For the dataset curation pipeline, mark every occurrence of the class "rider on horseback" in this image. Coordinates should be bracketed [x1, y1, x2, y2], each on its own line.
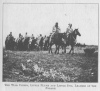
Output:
[66, 23, 73, 44]
[8, 32, 15, 42]
[8, 32, 14, 39]
[9, 32, 13, 37]
[51, 22, 61, 39]
[24, 32, 28, 39]
[19, 33, 23, 40]
[66, 23, 73, 36]
[31, 34, 34, 39]
[38, 34, 42, 40]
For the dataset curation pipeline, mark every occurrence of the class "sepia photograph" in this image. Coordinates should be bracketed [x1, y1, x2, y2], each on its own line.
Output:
[3, 3, 98, 83]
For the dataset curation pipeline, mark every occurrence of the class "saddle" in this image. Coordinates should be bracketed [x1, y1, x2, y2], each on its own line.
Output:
[52, 33, 58, 39]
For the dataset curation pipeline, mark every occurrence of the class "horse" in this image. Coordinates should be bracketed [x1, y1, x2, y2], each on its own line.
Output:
[23, 37, 30, 51]
[17, 36, 36, 51]
[5, 36, 10, 50]
[63, 29, 81, 54]
[39, 37, 44, 50]
[17, 37, 24, 51]
[5, 36, 16, 50]
[36, 36, 44, 51]
[43, 36, 50, 50]
[48, 33, 65, 54]
[28, 37, 37, 51]
[29, 37, 40, 51]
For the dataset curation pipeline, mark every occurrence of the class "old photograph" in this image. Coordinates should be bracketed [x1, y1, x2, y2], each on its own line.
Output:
[3, 3, 98, 82]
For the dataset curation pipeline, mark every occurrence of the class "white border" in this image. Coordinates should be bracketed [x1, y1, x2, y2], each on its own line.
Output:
[0, 0, 100, 91]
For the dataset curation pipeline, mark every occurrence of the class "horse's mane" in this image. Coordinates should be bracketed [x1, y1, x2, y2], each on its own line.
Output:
[71, 29, 78, 35]
[73, 29, 77, 32]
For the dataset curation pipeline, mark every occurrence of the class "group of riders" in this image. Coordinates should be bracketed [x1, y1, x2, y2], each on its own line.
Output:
[5, 22, 81, 53]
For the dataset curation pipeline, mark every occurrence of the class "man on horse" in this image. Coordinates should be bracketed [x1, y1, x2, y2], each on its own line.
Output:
[18, 33, 23, 40]
[29, 34, 34, 45]
[36, 34, 42, 45]
[6, 32, 15, 50]
[23, 32, 29, 43]
[24, 32, 28, 39]
[66, 23, 73, 37]
[9, 32, 13, 37]
[38, 34, 42, 40]
[66, 23, 73, 44]
[51, 22, 61, 39]
[31, 34, 34, 39]
[8, 32, 14, 41]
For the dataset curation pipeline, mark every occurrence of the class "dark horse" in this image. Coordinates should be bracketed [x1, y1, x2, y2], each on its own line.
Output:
[23, 37, 30, 51]
[5, 36, 16, 50]
[39, 37, 44, 50]
[48, 33, 65, 54]
[36, 37, 44, 51]
[63, 29, 81, 54]
[17, 38, 24, 51]
[28, 37, 37, 51]
[17, 37, 30, 51]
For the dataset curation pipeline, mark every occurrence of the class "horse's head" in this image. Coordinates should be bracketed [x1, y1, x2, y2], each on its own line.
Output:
[74, 29, 81, 36]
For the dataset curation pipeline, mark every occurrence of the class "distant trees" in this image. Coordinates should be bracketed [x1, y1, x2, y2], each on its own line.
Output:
[75, 43, 86, 47]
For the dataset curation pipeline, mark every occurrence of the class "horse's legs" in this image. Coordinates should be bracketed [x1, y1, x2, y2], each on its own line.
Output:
[69, 46, 72, 54]
[39, 46, 40, 51]
[41, 46, 43, 51]
[55, 45, 59, 54]
[72, 45, 74, 54]
[69, 45, 74, 54]
[55, 45, 57, 54]
[50, 45, 53, 53]
[49, 47, 50, 53]
[48, 44, 52, 53]
[64, 46, 66, 53]
[40, 46, 42, 51]
[47, 43, 49, 50]
[41, 44, 43, 51]
[61, 46, 64, 54]
[57, 45, 60, 54]
[69, 49, 71, 54]
[48, 45, 50, 53]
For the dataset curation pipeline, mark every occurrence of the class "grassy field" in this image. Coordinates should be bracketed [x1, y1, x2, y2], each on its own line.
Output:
[3, 46, 98, 82]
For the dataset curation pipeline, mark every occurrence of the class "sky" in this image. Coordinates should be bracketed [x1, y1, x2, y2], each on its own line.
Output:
[3, 4, 98, 46]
